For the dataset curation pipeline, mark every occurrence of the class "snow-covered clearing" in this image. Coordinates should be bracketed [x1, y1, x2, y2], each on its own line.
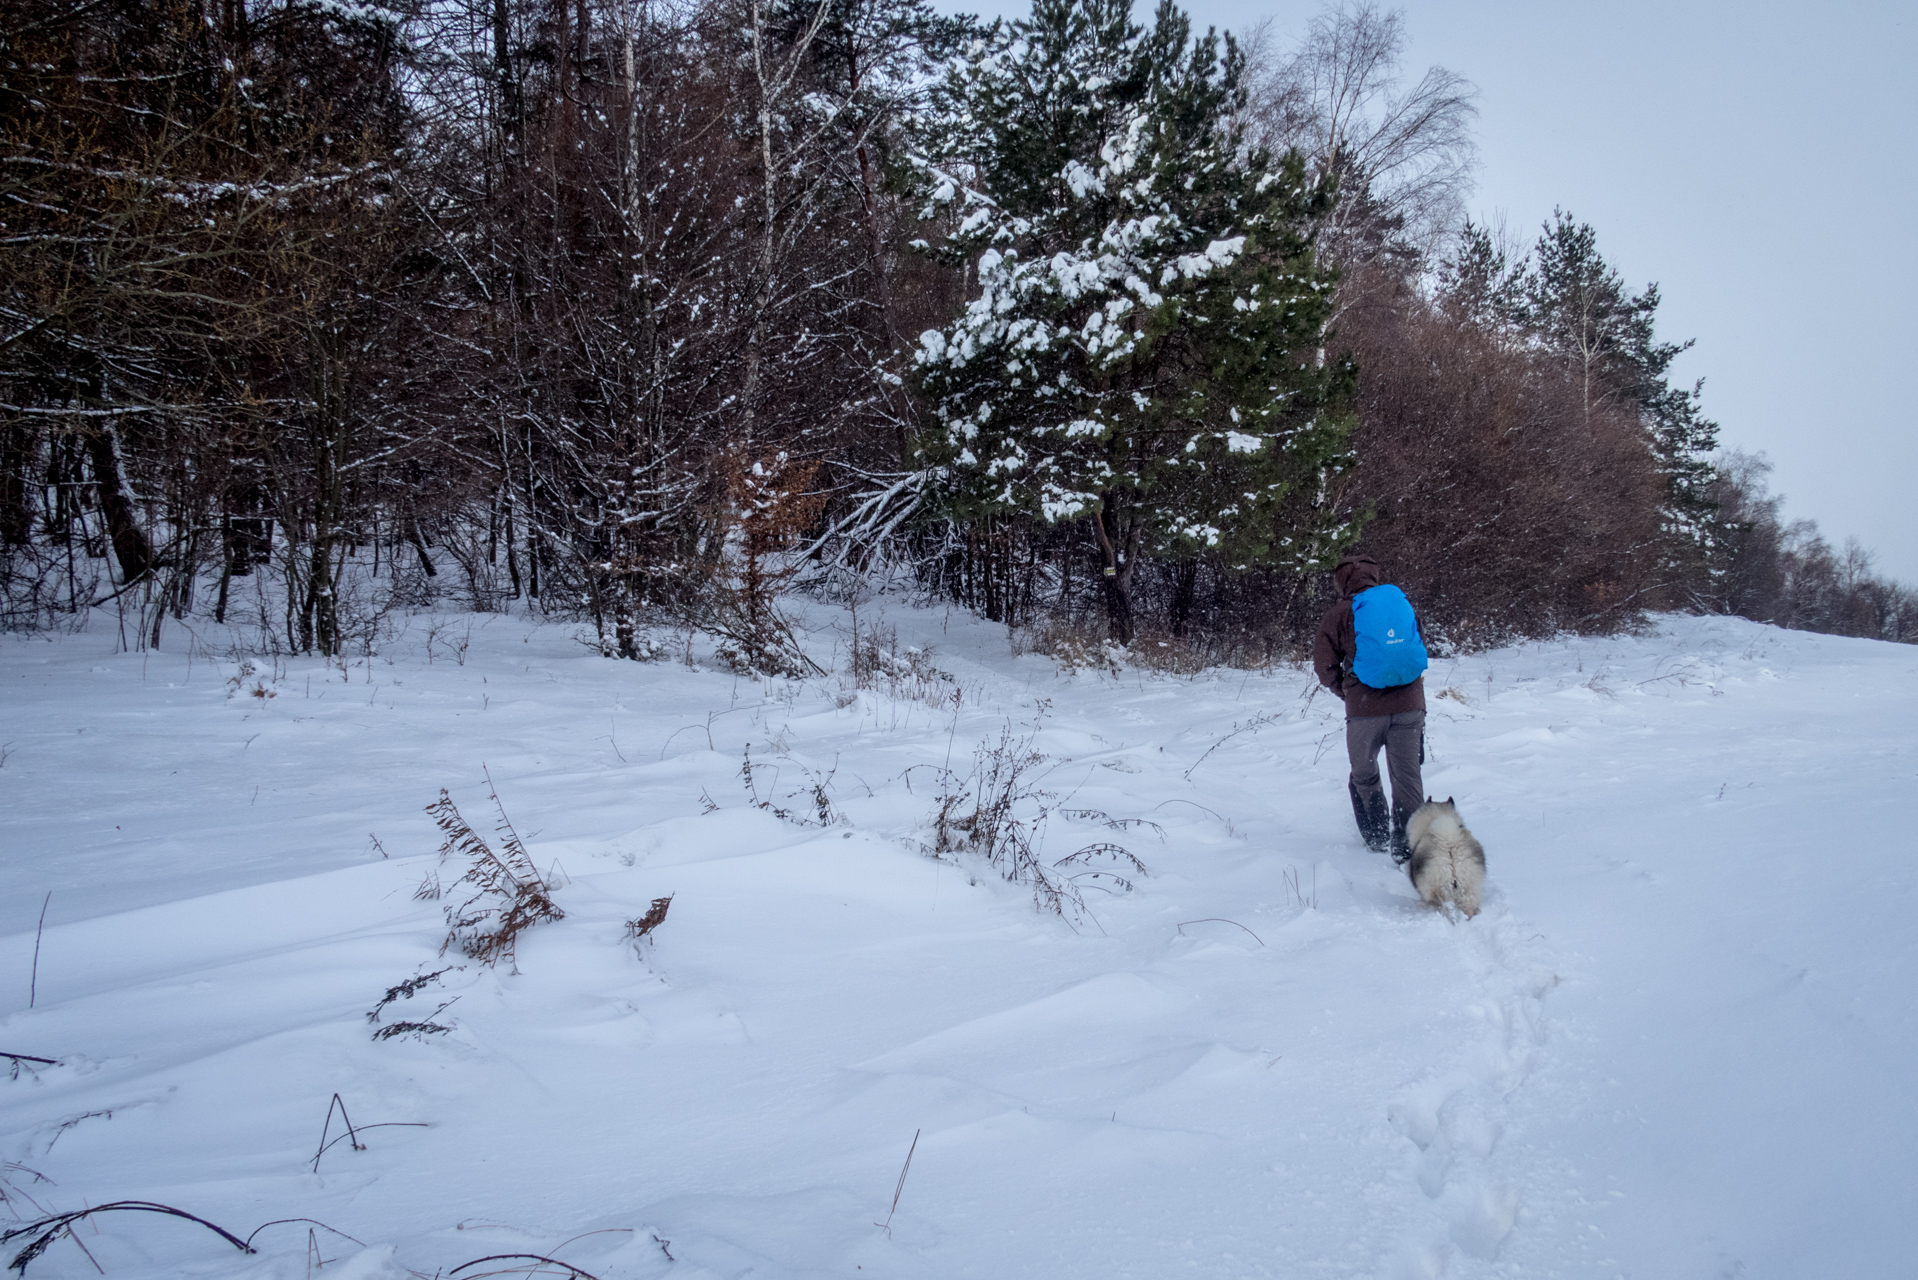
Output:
[2, 605, 1913, 1279]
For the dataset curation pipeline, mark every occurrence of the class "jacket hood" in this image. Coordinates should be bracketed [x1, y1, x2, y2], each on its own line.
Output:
[1333, 555, 1384, 597]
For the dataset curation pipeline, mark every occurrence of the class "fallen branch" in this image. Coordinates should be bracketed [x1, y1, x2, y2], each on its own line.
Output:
[0, 1054, 55, 1067]
[2, 1202, 253, 1275]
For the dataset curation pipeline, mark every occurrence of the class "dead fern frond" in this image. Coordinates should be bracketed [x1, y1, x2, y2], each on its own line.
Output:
[624, 896, 673, 954]
[427, 778, 564, 969]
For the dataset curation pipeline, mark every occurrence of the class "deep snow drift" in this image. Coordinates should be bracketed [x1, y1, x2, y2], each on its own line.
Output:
[2, 604, 1914, 1279]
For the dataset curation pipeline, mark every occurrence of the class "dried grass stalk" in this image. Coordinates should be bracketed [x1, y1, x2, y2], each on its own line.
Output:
[930, 720, 1146, 917]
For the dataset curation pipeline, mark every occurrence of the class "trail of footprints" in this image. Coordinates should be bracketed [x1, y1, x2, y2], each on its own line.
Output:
[1384, 905, 1559, 1273]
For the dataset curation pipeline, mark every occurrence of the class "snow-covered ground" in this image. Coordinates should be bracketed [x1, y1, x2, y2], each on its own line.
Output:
[1, 602, 1913, 1279]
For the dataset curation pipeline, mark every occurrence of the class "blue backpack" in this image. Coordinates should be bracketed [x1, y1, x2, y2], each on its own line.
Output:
[1351, 584, 1429, 689]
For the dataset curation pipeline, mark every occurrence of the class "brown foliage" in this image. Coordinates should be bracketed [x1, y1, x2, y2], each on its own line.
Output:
[625, 896, 674, 954]
[702, 451, 830, 675]
[1334, 270, 1665, 646]
[427, 776, 563, 969]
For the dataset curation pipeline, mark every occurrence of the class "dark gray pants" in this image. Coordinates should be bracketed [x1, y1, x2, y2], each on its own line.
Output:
[1347, 710, 1425, 829]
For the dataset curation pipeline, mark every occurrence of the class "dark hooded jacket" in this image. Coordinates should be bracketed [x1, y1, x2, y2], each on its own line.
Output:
[1313, 555, 1426, 718]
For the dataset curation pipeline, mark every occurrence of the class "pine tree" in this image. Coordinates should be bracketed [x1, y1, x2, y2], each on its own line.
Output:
[909, 0, 1355, 641]
[1522, 210, 1721, 577]
[1434, 221, 1526, 332]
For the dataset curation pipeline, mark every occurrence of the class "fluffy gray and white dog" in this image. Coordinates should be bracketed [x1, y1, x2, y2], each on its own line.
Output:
[1404, 797, 1485, 919]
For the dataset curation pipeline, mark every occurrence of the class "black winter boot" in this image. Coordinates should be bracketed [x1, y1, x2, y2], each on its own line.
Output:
[1349, 781, 1390, 852]
[1388, 812, 1411, 866]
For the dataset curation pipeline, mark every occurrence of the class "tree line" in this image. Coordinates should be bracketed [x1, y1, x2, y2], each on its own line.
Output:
[2, 0, 1909, 661]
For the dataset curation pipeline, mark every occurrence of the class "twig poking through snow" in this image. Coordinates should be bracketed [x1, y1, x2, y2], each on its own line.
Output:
[309, 1095, 426, 1172]
[449, 1254, 602, 1280]
[243, 1219, 365, 1251]
[1184, 712, 1280, 780]
[875, 1129, 921, 1237]
[311, 1094, 363, 1172]
[310, 1121, 429, 1171]
[1176, 918, 1265, 946]
[28, 894, 49, 1009]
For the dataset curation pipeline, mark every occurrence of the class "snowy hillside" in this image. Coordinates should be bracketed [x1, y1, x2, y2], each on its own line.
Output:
[2, 606, 1914, 1279]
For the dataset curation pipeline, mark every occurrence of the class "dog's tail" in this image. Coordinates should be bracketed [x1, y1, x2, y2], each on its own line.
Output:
[1447, 845, 1483, 918]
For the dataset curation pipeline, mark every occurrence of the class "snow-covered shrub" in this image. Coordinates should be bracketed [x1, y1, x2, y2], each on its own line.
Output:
[1012, 618, 1124, 677]
[848, 622, 958, 707]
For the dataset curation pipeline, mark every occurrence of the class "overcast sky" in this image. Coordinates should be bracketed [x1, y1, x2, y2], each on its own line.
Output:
[937, 0, 1918, 581]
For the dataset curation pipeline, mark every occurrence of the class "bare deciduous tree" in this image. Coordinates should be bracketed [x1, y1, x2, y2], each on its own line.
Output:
[1242, 2, 1477, 270]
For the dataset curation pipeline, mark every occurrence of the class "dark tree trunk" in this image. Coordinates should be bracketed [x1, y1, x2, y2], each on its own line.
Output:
[1169, 559, 1198, 637]
[83, 424, 154, 583]
[0, 421, 34, 545]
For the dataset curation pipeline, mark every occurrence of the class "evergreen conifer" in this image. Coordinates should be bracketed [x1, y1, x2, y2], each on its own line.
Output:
[909, 0, 1356, 640]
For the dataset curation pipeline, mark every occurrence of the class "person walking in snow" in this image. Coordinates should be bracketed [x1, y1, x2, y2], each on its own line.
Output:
[1313, 555, 1430, 859]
